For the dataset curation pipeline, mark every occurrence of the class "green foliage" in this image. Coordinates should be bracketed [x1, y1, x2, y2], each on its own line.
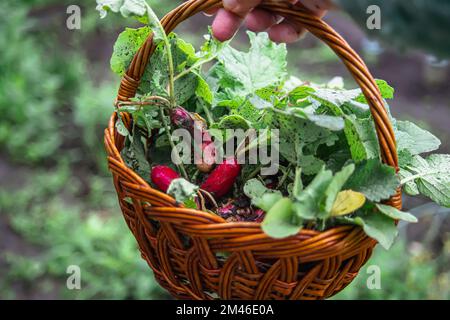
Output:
[334, 239, 450, 300]
[73, 80, 119, 173]
[0, 0, 183, 300]
[376, 204, 417, 223]
[212, 32, 288, 99]
[401, 154, 450, 207]
[0, 168, 167, 300]
[0, 1, 121, 168]
[244, 179, 281, 203]
[167, 178, 199, 206]
[0, 3, 63, 162]
[262, 197, 300, 239]
[140, 34, 199, 102]
[344, 115, 380, 161]
[251, 165, 389, 241]
[97, 0, 148, 22]
[121, 128, 152, 182]
[111, 26, 152, 75]
[108, 28, 448, 248]
[396, 120, 441, 156]
[352, 210, 399, 250]
[344, 159, 400, 202]
[337, 0, 450, 58]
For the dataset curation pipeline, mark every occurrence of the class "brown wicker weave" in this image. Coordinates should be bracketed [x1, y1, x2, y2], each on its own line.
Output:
[104, 0, 402, 300]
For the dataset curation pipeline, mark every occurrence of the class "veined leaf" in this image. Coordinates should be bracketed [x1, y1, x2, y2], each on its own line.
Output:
[120, 128, 150, 183]
[297, 155, 325, 176]
[340, 207, 399, 250]
[375, 204, 418, 223]
[353, 212, 398, 250]
[119, 0, 147, 19]
[306, 114, 345, 131]
[215, 32, 287, 97]
[195, 74, 213, 104]
[400, 154, 450, 207]
[140, 34, 199, 101]
[115, 117, 131, 137]
[244, 179, 268, 200]
[218, 114, 251, 130]
[254, 193, 283, 212]
[292, 167, 303, 198]
[344, 159, 400, 202]
[311, 87, 361, 113]
[167, 178, 199, 205]
[262, 198, 301, 239]
[396, 120, 441, 156]
[244, 179, 282, 206]
[355, 79, 395, 102]
[344, 115, 380, 162]
[398, 149, 415, 168]
[288, 85, 315, 102]
[110, 26, 152, 76]
[293, 167, 333, 220]
[97, 0, 148, 23]
[277, 163, 354, 221]
[375, 79, 395, 99]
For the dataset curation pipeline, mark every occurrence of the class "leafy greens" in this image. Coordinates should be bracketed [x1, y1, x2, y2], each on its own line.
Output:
[99, 2, 450, 251]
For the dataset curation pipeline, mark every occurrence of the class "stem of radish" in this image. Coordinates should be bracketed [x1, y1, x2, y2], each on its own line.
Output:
[159, 108, 188, 179]
[145, 4, 176, 108]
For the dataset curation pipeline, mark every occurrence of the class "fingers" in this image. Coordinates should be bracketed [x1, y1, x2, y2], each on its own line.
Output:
[268, 22, 305, 44]
[222, 0, 262, 17]
[245, 8, 278, 32]
[244, 0, 299, 33]
[210, 0, 331, 43]
[211, 0, 263, 41]
[212, 9, 243, 42]
[268, 0, 329, 43]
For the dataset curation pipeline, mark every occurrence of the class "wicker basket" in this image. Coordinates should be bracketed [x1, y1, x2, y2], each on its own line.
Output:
[104, 0, 402, 300]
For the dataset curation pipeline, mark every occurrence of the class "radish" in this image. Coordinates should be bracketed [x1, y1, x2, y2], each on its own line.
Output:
[201, 157, 241, 199]
[151, 165, 180, 193]
[170, 106, 195, 129]
[254, 209, 265, 223]
[216, 201, 265, 222]
[217, 200, 236, 219]
[170, 107, 216, 173]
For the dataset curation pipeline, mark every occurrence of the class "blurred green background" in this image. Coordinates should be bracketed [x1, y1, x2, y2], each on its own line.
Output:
[0, 0, 449, 300]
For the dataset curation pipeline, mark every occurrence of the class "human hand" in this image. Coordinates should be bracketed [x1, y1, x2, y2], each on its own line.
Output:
[208, 0, 332, 43]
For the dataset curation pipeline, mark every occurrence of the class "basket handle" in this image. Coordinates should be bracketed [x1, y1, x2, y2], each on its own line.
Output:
[115, 0, 401, 209]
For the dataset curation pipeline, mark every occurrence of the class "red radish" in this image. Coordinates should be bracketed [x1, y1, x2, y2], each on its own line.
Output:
[170, 107, 194, 129]
[170, 107, 216, 173]
[194, 121, 216, 173]
[216, 200, 236, 219]
[201, 157, 241, 199]
[265, 177, 278, 190]
[254, 209, 265, 223]
[151, 166, 180, 193]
